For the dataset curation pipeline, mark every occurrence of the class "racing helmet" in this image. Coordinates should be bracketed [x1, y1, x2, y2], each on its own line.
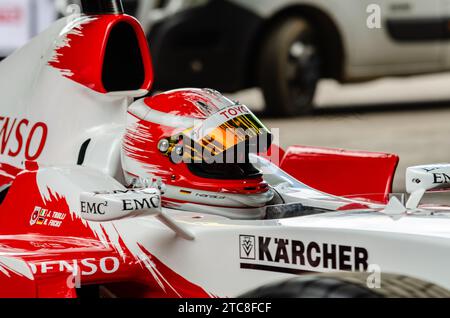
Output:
[122, 88, 275, 219]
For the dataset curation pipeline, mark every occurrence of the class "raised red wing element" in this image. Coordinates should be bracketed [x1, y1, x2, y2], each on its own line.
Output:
[280, 146, 399, 203]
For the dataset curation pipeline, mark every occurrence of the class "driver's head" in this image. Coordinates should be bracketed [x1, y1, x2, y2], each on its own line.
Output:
[122, 88, 274, 213]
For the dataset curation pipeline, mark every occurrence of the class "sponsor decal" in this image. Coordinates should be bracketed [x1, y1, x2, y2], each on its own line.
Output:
[0, 116, 48, 160]
[81, 201, 108, 215]
[29, 257, 120, 276]
[190, 105, 255, 142]
[29, 206, 40, 226]
[30, 206, 66, 228]
[80, 190, 161, 219]
[29, 242, 65, 249]
[195, 193, 226, 200]
[239, 235, 369, 274]
[240, 235, 256, 260]
[433, 173, 450, 184]
[122, 196, 160, 212]
[219, 105, 250, 120]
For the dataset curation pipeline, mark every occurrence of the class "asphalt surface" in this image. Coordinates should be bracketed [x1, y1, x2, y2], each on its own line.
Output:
[229, 73, 450, 192]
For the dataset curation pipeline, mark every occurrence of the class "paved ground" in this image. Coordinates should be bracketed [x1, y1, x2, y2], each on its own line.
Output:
[229, 73, 450, 192]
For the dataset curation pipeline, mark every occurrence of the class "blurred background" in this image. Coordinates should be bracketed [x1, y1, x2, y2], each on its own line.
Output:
[2, 0, 450, 191]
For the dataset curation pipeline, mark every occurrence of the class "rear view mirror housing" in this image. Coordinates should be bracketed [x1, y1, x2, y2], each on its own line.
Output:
[405, 164, 450, 209]
[80, 188, 161, 222]
[79, 188, 195, 240]
[406, 164, 450, 194]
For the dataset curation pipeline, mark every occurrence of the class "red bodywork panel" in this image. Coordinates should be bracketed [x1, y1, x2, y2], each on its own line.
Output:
[279, 146, 399, 203]
[0, 169, 212, 298]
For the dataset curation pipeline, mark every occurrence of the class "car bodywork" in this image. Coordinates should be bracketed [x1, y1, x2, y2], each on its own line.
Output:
[0, 10, 449, 299]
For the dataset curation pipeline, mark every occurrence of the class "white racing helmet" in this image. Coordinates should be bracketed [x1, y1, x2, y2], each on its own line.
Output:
[122, 88, 275, 219]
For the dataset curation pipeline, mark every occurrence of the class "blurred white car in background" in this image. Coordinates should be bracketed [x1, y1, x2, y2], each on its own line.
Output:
[122, 0, 450, 116]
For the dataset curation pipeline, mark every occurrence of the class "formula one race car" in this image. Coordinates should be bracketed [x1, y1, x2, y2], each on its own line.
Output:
[1, 0, 450, 298]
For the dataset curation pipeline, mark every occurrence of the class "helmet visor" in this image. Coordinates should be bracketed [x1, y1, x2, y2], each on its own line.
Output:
[183, 105, 272, 162]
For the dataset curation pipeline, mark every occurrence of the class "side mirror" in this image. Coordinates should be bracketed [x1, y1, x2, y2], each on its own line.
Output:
[405, 164, 450, 209]
[406, 164, 450, 194]
[80, 188, 161, 222]
[79, 188, 195, 240]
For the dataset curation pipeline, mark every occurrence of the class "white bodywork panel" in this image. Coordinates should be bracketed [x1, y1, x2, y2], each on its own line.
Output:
[0, 18, 131, 177]
[34, 162, 450, 297]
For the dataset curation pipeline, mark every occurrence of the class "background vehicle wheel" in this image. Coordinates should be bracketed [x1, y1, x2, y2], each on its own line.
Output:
[240, 272, 450, 298]
[258, 17, 321, 117]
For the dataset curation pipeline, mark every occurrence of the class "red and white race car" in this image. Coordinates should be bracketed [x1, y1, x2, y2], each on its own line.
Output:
[0, 0, 450, 298]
